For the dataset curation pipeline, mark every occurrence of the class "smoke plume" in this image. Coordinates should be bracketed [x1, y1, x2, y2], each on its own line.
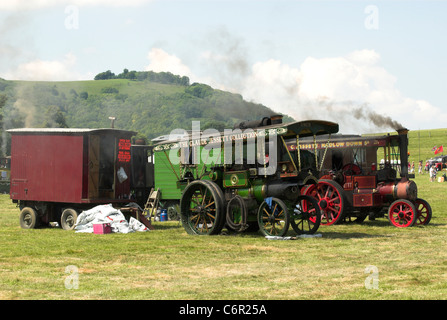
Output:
[352, 103, 404, 131]
[294, 97, 406, 134]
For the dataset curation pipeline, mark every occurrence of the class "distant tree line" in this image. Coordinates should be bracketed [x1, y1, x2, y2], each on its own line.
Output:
[94, 69, 190, 86]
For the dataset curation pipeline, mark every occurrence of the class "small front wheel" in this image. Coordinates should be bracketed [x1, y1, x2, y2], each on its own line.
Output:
[291, 195, 321, 234]
[388, 199, 417, 227]
[257, 197, 289, 237]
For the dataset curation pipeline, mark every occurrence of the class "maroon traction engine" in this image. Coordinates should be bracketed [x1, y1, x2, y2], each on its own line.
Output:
[296, 128, 431, 228]
[8, 128, 150, 230]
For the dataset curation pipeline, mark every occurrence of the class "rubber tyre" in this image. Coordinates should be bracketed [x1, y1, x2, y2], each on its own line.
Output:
[61, 208, 79, 230]
[226, 195, 248, 232]
[19, 207, 39, 229]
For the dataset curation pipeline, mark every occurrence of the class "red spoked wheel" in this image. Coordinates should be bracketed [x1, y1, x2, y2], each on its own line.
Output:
[302, 179, 346, 226]
[388, 199, 417, 228]
[414, 198, 432, 225]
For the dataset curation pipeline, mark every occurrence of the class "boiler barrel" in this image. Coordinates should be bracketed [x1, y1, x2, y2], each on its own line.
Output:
[377, 180, 417, 201]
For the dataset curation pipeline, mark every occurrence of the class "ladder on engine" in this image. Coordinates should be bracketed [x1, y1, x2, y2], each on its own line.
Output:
[143, 188, 160, 217]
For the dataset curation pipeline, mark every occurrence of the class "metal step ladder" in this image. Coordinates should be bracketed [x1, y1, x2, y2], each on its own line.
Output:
[143, 188, 160, 217]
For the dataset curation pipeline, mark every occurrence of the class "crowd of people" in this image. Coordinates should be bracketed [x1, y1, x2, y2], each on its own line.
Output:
[409, 160, 444, 182]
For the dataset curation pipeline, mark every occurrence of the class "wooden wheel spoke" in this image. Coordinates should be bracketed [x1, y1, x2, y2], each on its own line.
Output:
[258, 198, 289, 237]
[205, 201, 215, 208]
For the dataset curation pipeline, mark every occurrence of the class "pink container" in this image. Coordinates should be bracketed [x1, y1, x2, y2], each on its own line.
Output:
[93, 223, 112, 234]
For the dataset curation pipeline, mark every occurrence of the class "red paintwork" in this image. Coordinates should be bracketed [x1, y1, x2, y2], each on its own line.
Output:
[10, 134, 84, 203]
[9, 129, 135, 205]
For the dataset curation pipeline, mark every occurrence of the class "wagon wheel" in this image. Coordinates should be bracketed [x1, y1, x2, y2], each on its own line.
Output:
[388, 199, 417, 228]
[179, 180, 225, 235]
[414, 198, 432, 225]
[291, 195, 321, 234]
[257, 197, 289, 237]
[302, 179, 346, 226]
[19, 207, 39, 229]
[61, 208, 79, 230]
[166, 201, 180, 221]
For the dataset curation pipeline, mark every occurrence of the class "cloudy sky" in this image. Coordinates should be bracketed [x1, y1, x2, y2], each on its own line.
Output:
[0, 0, 446, 133]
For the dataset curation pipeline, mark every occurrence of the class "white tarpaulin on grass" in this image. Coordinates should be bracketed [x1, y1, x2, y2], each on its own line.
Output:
[74, 204, 150, 233]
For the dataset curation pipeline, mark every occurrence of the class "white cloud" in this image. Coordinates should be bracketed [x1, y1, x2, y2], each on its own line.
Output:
[142, 47, 444, 132]
[2, 53, 90, 81]
[0, 0, 153, 10]
[145, 48, 194, 80]
[239, 49, 445, 133]
[242, 58, 301, 114]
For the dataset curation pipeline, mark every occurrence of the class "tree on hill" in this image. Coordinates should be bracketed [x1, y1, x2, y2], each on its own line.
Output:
[94, 70, 116, 80]
[185, 83, 213, 98]
[93, 69, 190, 86]
[42, 105, 68, 128]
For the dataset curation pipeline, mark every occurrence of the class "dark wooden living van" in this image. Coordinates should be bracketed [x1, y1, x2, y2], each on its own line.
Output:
[8, 128, 137, 229]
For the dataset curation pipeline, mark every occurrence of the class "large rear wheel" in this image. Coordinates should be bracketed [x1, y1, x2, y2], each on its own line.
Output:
[302, 180, 346, 226]
[180, 180, 225, 235]
[414, 198, 432, 225]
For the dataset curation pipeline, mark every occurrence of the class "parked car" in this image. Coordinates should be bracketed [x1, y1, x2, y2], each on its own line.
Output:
[426, 155, 447, 171]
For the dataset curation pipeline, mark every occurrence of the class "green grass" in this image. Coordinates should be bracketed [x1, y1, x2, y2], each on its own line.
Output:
[1, 169, 447, 300]
[2, 128, 447, 300]
[11, 79, 184, 98]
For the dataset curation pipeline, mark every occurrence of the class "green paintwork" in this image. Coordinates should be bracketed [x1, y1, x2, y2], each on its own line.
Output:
[223, 171, 249, 188]
[153, 151, 183, 200]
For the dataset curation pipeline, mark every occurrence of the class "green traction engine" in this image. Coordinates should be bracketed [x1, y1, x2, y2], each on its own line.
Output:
[153, 116, 339, 236]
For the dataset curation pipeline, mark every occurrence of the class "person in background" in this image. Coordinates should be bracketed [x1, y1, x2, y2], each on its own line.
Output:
[429, 165, 437, 182]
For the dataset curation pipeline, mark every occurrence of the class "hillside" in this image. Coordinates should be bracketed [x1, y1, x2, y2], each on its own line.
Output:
[407, 128, 447, 164]
[1, 74, 446, 164]
[0, 74, 291, 156]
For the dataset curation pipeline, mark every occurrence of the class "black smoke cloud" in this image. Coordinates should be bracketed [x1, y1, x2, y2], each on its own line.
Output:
[352, 103, 404, 131]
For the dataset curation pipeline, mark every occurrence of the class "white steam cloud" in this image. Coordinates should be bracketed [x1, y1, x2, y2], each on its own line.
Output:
[146, 45, 445, 134]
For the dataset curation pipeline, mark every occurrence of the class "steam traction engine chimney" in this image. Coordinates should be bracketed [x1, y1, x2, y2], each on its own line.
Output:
[397, 127, 409, 178]
[377, 127, 417, 202]
[270, 114, 283, 125]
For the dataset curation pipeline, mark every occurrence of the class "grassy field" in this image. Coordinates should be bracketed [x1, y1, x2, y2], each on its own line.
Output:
[12, 79, 185, 98]
[1, 128, 447, 301]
